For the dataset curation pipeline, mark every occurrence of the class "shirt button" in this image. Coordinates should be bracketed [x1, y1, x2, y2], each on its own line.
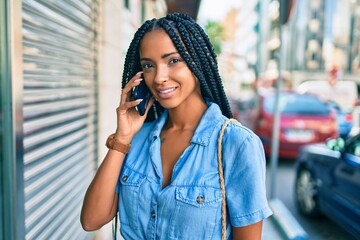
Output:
[122, 176, 128, 182]
[151, 211, 156, 219]
[196, 196, 204, 204]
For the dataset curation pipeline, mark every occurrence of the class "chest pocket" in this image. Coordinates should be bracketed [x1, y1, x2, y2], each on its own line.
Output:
[169, 186, 222, 240]
[118, 166, 146, 229]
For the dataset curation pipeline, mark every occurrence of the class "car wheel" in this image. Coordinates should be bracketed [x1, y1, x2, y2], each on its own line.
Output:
[295, 167, 320, 217]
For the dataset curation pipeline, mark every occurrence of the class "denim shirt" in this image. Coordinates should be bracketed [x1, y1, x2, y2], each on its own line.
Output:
[117, 101, 272, 240]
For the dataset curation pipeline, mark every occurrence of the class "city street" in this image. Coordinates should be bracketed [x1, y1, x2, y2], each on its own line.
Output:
[2, 0, 360, 238]
[266, 160, 356, 240]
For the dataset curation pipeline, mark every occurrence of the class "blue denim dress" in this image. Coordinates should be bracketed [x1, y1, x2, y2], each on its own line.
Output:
[116, 101, 272, 239]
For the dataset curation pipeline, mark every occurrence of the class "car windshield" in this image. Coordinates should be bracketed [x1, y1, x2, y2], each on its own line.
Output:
[264, 93, 330, 115]
[325, 100, 343, 112]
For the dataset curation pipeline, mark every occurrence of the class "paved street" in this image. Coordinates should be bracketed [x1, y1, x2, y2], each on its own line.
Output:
[266, 160, 356, 240]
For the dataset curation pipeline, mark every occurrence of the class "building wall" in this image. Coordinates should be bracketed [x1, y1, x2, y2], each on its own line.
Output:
[1, 0, 101, 239]
[0, 0, 166, 239]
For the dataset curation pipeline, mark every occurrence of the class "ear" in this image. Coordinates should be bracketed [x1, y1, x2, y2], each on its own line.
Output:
[195, 77, 203, 96]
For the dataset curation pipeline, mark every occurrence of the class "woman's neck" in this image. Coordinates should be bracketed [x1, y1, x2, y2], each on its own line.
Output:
[164, 98, 207, 131]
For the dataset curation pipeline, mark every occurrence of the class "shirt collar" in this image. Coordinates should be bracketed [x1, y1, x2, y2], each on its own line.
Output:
[148, 100, 224, 146]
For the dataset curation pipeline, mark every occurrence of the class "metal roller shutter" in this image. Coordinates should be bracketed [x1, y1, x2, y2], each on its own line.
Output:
[22, 0, 98, 239]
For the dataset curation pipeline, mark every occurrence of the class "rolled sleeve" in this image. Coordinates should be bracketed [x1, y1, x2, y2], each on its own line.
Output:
[222, 125, 272, 227]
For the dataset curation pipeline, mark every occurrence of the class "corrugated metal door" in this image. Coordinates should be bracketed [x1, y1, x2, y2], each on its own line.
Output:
[22, 0, 98, 239]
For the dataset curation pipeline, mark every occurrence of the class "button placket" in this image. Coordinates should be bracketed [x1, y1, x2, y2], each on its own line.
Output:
[147, 202, 158, 240]
[151, 202, 158, 221]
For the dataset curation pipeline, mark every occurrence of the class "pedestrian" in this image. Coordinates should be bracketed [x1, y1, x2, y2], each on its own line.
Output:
[80, 13, 272, 240]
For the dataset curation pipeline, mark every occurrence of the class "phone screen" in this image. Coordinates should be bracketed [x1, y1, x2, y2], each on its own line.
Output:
[131, 77, 151, 116]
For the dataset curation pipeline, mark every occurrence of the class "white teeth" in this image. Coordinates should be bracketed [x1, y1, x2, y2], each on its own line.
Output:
[159, 88, 176, 94]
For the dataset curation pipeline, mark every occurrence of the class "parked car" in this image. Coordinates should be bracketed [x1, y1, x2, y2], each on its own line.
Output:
[294, 133, 360, 239]
[254, 91, 338, 159]
[297, 79, 359, 130]
[325, 100, 353, 138]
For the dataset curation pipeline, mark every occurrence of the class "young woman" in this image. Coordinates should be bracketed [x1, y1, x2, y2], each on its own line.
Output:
[81, 13, 272, 240]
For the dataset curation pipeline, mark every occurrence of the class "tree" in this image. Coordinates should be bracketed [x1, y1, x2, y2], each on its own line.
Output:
[204, 20, 224, 55]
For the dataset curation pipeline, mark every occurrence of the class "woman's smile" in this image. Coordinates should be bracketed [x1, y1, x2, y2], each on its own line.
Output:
[156, 86, 177, 99]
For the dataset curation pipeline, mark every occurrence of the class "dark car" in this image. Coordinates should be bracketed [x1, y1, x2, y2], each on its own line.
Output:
[294, 134, 360, 239]
[254, 91, 338, 159]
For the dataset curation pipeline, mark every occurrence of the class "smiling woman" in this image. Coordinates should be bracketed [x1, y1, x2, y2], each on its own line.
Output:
[140, 29, 201, 110]
[80, 13, 272, 240]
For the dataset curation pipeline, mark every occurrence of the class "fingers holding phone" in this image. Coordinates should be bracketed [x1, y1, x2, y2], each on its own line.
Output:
[115, 72, 151, 142]
[131, 74, 153, 116]
[119, 73, 142, 105]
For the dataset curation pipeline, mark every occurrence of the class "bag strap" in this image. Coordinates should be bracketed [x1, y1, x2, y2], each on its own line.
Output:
[113, 211, 118, 240]
[217, 118, 240, 240]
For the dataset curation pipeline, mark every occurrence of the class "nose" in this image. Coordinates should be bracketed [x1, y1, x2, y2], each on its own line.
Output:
[153, 66, 168, 84]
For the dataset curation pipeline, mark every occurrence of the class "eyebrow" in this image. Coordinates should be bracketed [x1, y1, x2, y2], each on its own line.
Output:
[140, 52, 179, 61]
[161, 52, 178, 58]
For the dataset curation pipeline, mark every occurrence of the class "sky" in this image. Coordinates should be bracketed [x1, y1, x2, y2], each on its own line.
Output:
[197, 0, 243, 24]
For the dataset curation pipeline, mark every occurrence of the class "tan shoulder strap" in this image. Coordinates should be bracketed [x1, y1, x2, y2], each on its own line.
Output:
[217, 118, 240, 240]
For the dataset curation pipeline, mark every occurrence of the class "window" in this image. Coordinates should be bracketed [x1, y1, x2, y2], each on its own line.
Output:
[264, 93, 330, 115]
[347, 140, 360, 157]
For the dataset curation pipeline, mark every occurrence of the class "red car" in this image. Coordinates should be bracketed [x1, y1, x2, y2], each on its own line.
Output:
[254, 91, 338, 159]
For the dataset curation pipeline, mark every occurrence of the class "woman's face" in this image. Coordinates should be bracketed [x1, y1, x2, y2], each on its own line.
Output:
[139, 29, 202, 110]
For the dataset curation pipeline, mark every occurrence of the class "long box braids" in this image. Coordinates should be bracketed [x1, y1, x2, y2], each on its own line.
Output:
[121, 13, 233, 122]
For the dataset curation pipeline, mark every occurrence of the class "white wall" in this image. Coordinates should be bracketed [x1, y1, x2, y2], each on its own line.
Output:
[96, 0, 138, 239]
[95, 1, 166, 238]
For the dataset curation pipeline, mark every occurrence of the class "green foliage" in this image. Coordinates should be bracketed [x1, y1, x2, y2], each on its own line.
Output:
[204, 20, 224, 55]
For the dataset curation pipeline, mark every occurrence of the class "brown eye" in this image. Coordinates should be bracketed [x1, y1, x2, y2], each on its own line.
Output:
[169, 58, 182, 64]
[142, 63, 153, 69]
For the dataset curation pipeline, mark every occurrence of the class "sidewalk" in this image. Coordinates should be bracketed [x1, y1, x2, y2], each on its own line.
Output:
[265, 198, 309, 240]
[263, 216, 285, 240]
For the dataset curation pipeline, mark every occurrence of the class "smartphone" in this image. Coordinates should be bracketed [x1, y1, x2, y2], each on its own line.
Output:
[131, 76, 152, 116]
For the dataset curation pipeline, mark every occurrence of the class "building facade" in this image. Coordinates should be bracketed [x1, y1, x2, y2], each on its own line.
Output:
[0, 0, 166, 239]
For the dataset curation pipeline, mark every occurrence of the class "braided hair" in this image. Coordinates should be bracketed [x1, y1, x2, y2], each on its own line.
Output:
[121, 13, 233, 121]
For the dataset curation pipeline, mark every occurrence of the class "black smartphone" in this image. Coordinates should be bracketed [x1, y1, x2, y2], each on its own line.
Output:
[131, 76, 152, 116]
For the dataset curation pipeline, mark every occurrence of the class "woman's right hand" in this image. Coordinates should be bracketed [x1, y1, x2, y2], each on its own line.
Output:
[115, 72, 155, 143]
